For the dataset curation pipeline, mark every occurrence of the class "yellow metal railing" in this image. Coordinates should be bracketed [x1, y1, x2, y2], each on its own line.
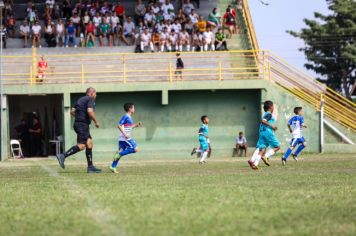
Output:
[1, 49, 355, 132]
[242, 0, 259, 51]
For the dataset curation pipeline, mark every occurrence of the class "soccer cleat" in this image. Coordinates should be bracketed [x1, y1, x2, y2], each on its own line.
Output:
[261, 157, 270, 166]
[248, 160, 258, 170]
[109, 166, 119, 174]
[292, 154, 299, 162]
[87, 166, 102, 173]
[282, 158, 286, 166]
[191, 147, 197, 156]
[56, 153, 65, 169]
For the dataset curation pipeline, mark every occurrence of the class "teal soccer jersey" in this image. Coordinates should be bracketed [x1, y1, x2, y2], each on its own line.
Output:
[198, 124, 209, 151]
[257, 112, 280, 149]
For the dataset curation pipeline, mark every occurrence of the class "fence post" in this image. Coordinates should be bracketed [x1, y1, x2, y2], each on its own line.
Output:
[169, 63, 173, 82]
[30, 66, 33, 85]
[81, 64, 84, 84]
[320, 93, 324, 153]
[218, 61, 222, 80]
[32, 47, 37, 84]
[123, 55, 126, 83]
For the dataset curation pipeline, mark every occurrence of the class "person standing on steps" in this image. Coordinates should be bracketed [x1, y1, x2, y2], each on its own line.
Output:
[56, 87, 102, 173]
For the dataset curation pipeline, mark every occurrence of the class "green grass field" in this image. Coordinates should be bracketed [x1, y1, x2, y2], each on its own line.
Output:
[0, 154, 355, 236]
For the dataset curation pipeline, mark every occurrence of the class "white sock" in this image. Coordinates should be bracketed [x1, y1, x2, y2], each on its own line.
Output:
[204, 44, 208, 51]
[186, 45, 190, 51]
[254, 155, 262, 166]
[250, 148, 259, 162]
[140, 42, 144, 51]
[211, 44, 215, 51]
[200, 151, 208, 163]
[150, 42, 154, 51]
[192, 46, 195, 51]
[167, 45, 171, 51]
[265, 149, 275, 158]
[179, 45, 183, 51]
[160, 45, 164, 52]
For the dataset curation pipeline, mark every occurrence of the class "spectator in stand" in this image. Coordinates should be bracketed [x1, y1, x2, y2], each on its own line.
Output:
[93, 12, 102, 32]
[71, 13, 81, 37]
[140, 28, 153, 52]
[134, 0, 146, 25]
[122, 16, 136, 45]
[227, 5, 238, 33]
[1, 25, 7, 49]
[100, 1, 111, 15]
[236, 131, 248, 157]
[161, 0, 174, 15]
[223, 7, 235, 38]
[44, 20, 56, 47]
[65, 20, 77, 47]
[151, 2, 160, 15]
[192, 30, 202, 51]
[6, 14, 16, 37]
[207, 8, 221, 30]
[27, 8, 37, 26]
[171, 18, 181, 34]
[62, 0, 72, 19]
[159, 27, 169, 52]
[4, 0, 13, 18]
[178, 27, 190, 51]
[29, 116, 42, 157]
[176, 9, 186, 23]
[151, 30, 160, 52]
[85, 20, 96, 47]
[98, 18, 112, 47]
[167, 29, 178, 52]
[184, 18, 193, 34]
[182, 0, 194, 16]
[114, 1, 126, 24]
[155, 11, 164, 25]
[203, 27, 215, 51]
[189, 9, 198, 25]
[215, 28, 228, 51]
[37, 55, 48, 81]
[54, 2, 62, 19]
[111, 12, 120, 46]
[196, 15, 207, 33]
[82, 11, 90, 26]
[144, 8, 155, 27]
[20, 21, 31, 48]
[45, 0, 55, 16]
[32, 21, 42, 48]
[56, 19, 65, 47]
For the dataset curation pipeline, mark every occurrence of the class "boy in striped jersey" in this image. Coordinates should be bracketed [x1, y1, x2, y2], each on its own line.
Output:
[110, 103, 142, 173]
[282, 107, 307, 165]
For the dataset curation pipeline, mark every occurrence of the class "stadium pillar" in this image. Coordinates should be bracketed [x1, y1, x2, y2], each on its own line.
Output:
[0, 95, 9, 161]
[320, 95, 325, 153]
[63, 93, 72, 150]
[162, 90, 169, 105]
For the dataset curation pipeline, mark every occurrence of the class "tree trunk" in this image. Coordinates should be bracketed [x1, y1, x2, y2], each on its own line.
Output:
[341, 70, 351, 100]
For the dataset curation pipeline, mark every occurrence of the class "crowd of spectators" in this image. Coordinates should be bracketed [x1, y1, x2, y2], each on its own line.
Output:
[1, 0, 242, 52]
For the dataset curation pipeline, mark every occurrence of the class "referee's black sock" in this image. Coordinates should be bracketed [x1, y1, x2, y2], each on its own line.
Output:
[64, 145, 81, 158]
[86, 149, 93, 167]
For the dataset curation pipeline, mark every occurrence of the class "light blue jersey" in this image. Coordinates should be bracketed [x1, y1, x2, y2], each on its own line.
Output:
[257, 111, 280, 149]
[198, 124, 209, 151]
[259, 111, 275, 134]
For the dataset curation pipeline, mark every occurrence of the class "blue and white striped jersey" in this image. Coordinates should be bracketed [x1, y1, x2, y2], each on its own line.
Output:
[288, 115, 304, 139]
[118, 114, 134, 141]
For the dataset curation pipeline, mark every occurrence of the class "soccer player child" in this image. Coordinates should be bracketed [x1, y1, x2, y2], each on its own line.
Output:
[248, 100, 280, 169]
[109, 103, 142, 173]
[191, 115, 210, 164]
[282, 107, 307, 165]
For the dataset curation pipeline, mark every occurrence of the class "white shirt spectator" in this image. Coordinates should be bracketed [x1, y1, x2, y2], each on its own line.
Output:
[141, 32, 151, 43]
[182, 3, 194, 16]
[155, 23, 164, 33]
[180, 31, 190, 41]
[56, 23, 64, 34]
[71, 16, 81, 24]
[46, 0, 55, 8]
[169, 33, 178, 43]
[45, 24, 54, 34]
[171, 23, 181, 33]
[105, 16, 111, 25]
[111, 16, 120, 27]
[189, 13, 199, 24]
[20, 24, 30, 34]
[151, 5, 160, 14]
[163, 12, 175, 21]
[161, 3, 174, 14]
[236, 136, 247, 145]
[203, 31, 214, 42]
[160, 31, 169, 41]
[83, 15, 90, 24]
[93, 16, 102, 27]
[32, 24, 42, 34]
[123, 21, 135, 34]
[144, 12, 155, 23]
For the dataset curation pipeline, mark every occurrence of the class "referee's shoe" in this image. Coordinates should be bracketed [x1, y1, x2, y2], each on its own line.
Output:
[87, 165, 102, 173]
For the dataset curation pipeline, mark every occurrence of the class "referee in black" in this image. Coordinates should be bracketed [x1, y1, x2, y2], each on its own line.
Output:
[56, 87, 102, 173]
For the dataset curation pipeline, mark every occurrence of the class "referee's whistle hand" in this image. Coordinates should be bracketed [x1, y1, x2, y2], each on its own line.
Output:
[95, 122, 100, 128]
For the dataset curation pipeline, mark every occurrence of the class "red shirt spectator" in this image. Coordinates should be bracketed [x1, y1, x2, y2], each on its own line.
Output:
[115, 4, 125, 16]
[86, 23, 95, 34]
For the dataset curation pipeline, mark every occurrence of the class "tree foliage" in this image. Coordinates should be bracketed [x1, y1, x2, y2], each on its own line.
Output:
[288, 0, 356, 99]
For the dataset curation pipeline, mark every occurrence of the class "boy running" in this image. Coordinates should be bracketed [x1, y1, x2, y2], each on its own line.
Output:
[109, 103, 142, 173]
[191, 115, 210, 164]
[248, 101, 280, 169]
[282, 107, 307, 165]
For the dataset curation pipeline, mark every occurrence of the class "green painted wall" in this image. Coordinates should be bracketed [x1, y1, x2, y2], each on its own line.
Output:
[68, 90, 260, 158]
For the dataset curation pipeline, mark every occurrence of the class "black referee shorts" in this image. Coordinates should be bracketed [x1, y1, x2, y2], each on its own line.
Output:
[73, 122, 92, 144]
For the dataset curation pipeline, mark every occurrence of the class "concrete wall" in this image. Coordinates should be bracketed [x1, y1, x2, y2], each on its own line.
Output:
[68, 90, 260, 158]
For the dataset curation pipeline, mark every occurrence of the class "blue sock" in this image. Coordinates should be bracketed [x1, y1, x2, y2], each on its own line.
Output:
[284, 148, 292, 160]
[119, 148, 136, 157]
[294, 144, 305, 157]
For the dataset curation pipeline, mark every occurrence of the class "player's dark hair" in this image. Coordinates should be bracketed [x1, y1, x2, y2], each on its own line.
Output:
[201, 115, 208, 122]
[124, 102, 134, 112]
[176, 53, 180, 57]
[239, 131, 243, 135]
[263, 100, 273, 112]
[294, 106, 302, 115]
[86, 87, 96, 95]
